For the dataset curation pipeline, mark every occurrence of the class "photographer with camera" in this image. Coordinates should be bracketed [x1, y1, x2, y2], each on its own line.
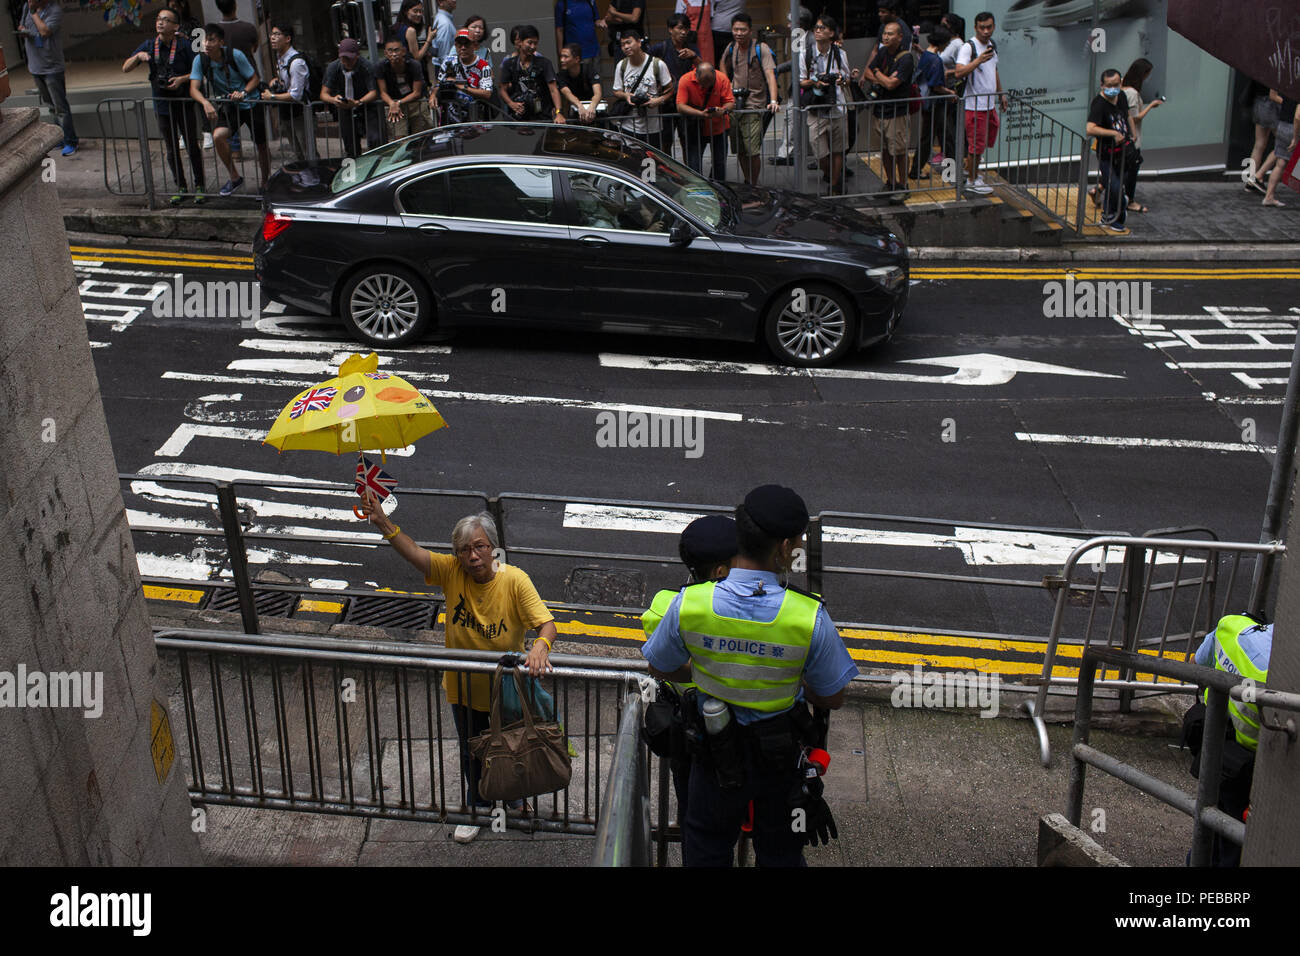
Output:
[499, 24, 566, 122]
[264, 23, 315, 163]
[676, 61, 734, 179]
[648, 14, 700, 158]
[556, 42, 603, 124]
[434, 29, 493, 124]
[124, 7, 204, 204]
[322, 39, 381, 157]
[859, 19, 914, 203]
[719, 13, 777, 185]
[612, 29, 673, 147]
[188, 23, 271, 196]
[798, 15, 849, 195]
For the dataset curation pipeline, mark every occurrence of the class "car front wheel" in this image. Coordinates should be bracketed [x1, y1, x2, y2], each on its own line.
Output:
[763, 283, 857, 367]
[340, 265, 433, 347]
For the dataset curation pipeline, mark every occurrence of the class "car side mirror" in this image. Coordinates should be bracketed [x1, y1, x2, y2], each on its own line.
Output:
[669, 221, 694, 246]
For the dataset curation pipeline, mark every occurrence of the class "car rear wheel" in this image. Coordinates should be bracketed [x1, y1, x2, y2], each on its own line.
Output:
[763, 283, 857, 367]
[340, 265, 433, 347]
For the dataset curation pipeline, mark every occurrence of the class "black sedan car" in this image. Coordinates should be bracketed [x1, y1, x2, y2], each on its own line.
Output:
[254, 123, 908, 367]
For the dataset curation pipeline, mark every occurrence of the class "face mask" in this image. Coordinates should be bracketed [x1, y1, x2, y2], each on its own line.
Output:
[1102, 87, 1120, 98]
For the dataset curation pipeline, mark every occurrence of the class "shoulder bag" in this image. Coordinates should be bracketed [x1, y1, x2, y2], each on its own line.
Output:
[469, 663, 572, 802]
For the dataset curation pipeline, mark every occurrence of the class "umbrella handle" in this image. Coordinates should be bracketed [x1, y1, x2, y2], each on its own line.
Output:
[353, 505, 367, 520]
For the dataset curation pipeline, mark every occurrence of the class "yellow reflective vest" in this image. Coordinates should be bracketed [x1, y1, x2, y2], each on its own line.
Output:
[1202, 614, 1269, 752]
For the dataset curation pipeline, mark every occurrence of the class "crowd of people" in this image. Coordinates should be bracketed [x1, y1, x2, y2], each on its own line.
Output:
[19, 0, 1291, 217]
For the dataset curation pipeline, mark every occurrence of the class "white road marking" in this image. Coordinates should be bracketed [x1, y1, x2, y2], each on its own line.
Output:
[226, 358, 449, 382]
[1015, 432, 1275, 453]
[237, 337, 451, 355]
[136, 549, 225, 581]
[599, 352, 1122, 386]
[559, 504, 1194, 566]
[1171, 362, 1290, 369]
[155, 421, 416, 457]
[422, 388, 748, 421]
[1233, 373, 1290, 390]
[308, 578, 351, 590]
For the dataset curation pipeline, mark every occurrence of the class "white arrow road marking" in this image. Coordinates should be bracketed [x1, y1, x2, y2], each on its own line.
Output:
[155, 422, 416, 457]
[560, 504, 1195, 566]
[599, 352, 1122, 385]
[1016, 432, 1276, 454]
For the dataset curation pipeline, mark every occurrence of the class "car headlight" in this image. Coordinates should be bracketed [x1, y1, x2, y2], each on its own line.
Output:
[865, 265, 906, 291]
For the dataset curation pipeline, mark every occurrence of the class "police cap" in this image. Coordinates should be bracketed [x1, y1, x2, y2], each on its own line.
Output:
[679, 514, 738, 566]
[742, 484, 809, 539]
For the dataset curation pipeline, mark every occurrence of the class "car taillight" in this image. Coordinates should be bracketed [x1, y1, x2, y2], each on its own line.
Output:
[262, 212, 292, 242]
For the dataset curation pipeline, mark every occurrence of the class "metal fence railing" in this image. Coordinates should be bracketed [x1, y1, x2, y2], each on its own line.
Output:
[1026, 536, 1286, 766]
[592, 692, 652, 865]
[95, 90, 1098, 230]
[1066, 645, 1300, 866]
[156, 627, 655, 835]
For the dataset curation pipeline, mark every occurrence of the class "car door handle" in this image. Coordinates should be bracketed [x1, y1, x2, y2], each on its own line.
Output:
[578, 234, 610, 244]
[418, 222, 449, 232]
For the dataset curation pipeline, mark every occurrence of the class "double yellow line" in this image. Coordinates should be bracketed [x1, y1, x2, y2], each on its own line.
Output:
[911, 266, 1300, 281]
[71, 244, 254, 271]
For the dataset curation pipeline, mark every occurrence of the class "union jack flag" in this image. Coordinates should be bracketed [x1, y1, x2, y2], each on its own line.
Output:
[289, 386, 337, 419]
[364, 372, 392, 380]
[355, 456, 398, 500]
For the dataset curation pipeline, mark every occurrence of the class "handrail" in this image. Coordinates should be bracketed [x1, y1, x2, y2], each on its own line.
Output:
[592, 693, 652, 866]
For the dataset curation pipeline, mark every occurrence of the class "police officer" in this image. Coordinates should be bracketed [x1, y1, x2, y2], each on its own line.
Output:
[641, 514, 739, 863]
[1189, 613, 1272, 866]
[643, 485, 857, 867]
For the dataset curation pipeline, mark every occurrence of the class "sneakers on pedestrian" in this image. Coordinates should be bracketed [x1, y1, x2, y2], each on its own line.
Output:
[61, 143, 77, 156]
[193, 188, 207, 205]
[219, 177, 244, 197]
[930, 152, 945, 166]
[453, 825, 481, 843]
[1098, 221, 1130, 234]
[964, 176, 993, 195]
[202, 131, 214, 149]
[169, 193, 185, 206]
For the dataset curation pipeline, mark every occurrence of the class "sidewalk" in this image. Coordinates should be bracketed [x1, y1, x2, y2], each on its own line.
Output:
[19, 101, 1300, 255]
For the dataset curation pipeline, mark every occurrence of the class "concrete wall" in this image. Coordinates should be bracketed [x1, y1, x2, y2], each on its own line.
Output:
[0, 107, 201, 865]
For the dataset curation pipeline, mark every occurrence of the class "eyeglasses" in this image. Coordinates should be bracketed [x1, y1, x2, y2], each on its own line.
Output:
[814, 23, 832, 30]
[456, 543, 493, 556]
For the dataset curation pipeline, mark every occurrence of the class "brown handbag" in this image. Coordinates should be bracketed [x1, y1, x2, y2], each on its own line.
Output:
[469, 664, 572, 803]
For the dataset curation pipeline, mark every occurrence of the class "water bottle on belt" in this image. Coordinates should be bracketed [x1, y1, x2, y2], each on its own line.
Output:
[701, 694, 745, 790]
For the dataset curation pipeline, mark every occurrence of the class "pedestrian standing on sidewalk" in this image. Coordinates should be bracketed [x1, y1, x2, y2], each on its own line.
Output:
[322, 39, 382, 157]
[860, 19, 914, 202]
[264, 23, 315, 162]
[1262, 96, 1300, 208]
[1085, 68, 1133, 232]
[1247, 84, 1282, 194]
[1120, 57, 1161, 213]
[18, 0, 79, 155]
[952, 11, 1005, 195]
[358, 491, 557, 844]
[123, 7, 206, 204]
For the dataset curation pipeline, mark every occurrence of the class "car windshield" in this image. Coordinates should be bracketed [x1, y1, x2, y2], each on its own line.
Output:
[330, 130, 464, 194]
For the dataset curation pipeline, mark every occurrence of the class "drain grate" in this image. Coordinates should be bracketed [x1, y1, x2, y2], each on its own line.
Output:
[208, 587, 297, 619]
[342, 595, 439, 630]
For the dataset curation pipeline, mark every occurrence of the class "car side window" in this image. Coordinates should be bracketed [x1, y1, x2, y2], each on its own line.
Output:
[564, 171, 679, 235]
[399, 173, 451, 216]
[444, 166, 556, 224]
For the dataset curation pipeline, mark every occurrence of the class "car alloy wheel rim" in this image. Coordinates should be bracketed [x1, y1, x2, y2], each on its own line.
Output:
[351, 274, 421, 340]
[776, 293, 846, 361]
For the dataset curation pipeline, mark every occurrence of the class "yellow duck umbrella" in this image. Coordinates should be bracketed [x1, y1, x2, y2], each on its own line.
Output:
[263, 351, 447, 457]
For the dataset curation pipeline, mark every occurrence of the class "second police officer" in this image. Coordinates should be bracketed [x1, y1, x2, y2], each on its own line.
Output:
[642, 484, 857, 866]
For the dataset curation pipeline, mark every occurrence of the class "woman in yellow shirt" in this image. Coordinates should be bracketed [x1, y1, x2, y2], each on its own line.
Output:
[360, 491, 557, 821]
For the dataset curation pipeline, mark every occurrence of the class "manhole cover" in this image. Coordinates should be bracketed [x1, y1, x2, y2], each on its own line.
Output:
[343, 595, 438, 630]
[565, 566, 646, 607]
[208, 587, 296, 618]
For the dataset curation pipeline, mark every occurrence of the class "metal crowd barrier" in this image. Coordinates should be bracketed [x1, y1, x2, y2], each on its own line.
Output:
[1066, 645, 1300, 866]
[95, 89, 1091, 228]
[155, 627, 656, 835]
[592, 692, 652, 866]
[1026, 536, 1285, 766]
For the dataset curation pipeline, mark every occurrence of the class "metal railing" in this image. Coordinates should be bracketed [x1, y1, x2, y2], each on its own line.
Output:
[1026, 536, 1285, 766]
[94, 89, 1099, 230]
[592, 692, 652, 865]
[156, 627, 655, 834]
[1066, 645, 1300, 866]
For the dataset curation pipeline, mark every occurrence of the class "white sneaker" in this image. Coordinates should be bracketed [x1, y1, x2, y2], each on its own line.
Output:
[177, 136, 186, 150]
[965, 176, 993, 195]
[453, 824, 481, 843]
[202, 131, 214, 149]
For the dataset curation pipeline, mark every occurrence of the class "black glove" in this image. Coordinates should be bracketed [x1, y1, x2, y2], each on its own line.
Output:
[791, 776, 838, 847]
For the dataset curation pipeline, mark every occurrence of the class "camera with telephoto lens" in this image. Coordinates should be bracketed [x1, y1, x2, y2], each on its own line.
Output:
[630, 90, 651, 107]
[519, 93, 543, 117]
[732, 86, 750, 106]
[814, 72, 836, 95]
[436, 77, 460, 103]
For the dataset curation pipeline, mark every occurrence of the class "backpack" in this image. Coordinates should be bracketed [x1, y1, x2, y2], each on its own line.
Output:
[799, 42, 846, 109]
[286, 51, 324, 102]
[951, 40, 978, 98]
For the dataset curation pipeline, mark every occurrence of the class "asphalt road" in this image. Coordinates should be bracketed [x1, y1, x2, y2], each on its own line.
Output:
[78, 240, 1296, 646]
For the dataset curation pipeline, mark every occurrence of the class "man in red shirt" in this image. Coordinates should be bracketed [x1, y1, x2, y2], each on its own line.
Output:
[676, 62, 734, 180]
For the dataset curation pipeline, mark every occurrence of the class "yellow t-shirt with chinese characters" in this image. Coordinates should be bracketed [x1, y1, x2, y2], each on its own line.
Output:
[426, 552, 555, 710]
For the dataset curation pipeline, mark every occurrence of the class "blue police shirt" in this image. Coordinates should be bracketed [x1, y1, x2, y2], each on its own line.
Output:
[643, 568, 857, 726]
[1195, 622, 1272, 674]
